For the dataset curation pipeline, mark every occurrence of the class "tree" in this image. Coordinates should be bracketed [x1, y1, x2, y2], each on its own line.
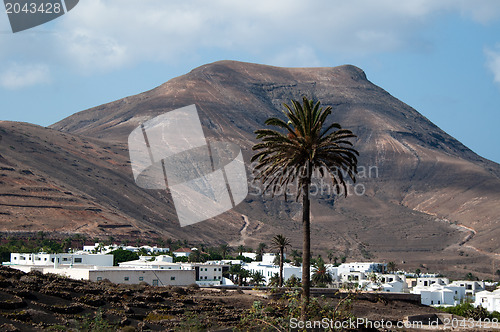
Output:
[327, 250, 335, 263]
[256, 242, 267, 261]
[229, 264, 243, 285]
[219, 244, 231, 259]
[252, 97, 358, 319]
[387, 261, 397, 273]
[268, 273, 280, 287]
[251, 271, 265, 286]
[415, 268, 421, 277]
[110, 249, 139, 266]
[188, 249, 205, 263]
[237, 245, 246, 257]
[290, 249, 302, 267]
[271, 234, 291, 287]
[285, 274, 302, 288]
[312, 258, 332, 287]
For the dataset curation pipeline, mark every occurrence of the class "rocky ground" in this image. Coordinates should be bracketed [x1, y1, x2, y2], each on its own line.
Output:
[0, 265, 451, 331]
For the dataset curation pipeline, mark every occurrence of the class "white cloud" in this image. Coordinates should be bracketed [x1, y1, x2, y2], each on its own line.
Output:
[0, 63, 51, 89]
[2, 0, 500, 73]
[485, 45, 500, 85]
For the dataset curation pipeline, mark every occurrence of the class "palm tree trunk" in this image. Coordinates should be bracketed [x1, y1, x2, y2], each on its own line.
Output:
[301, 180, 311, 320]
[279, 248, 284, 287]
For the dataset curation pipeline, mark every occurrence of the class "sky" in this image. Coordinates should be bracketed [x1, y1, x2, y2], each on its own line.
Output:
[0, 0, 500, 163]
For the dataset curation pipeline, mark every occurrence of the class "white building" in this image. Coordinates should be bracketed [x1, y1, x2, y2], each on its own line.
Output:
[20, 265, 195, 286]
[448, 280, 485, 300]
[412, 284, 457, 306]
[337, 262, 386, 275]
[416, 277, 449, 288]
[242, 252, 257, 260]
[5, 253, 113, 269]
[243, 260, 301, 285]
[119, 255, 179, 270]
[83, 243, 170, 254]
[474, 289, 500, 312]
[173, 248, 193, 257]
[411, 278, 486, 305]
[183, 262, 229, 286]
[119, 257, 229, 286]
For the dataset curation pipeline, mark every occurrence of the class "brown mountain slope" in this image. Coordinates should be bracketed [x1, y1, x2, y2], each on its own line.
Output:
[2, 60, 500, 277]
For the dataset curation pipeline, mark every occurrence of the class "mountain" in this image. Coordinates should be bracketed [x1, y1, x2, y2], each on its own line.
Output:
[2, 61, 500, 277]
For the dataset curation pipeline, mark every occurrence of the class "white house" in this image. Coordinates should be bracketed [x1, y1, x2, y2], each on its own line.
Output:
[182, 262, 229, 286]
[448, 280, 485, 300]
[416, 277, 449, 288]
[337, 262, 386, 275]
[28, 266, 195, 286]
[173, 248, 193, 257]
[119, 255, 180, 270]
[5, 253, 113, 271]
[243, 260, 301, 285]
[474, 289, 500, 312]
[411, 283, 466, 306]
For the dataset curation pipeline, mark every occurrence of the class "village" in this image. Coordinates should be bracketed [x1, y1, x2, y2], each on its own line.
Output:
[4, 242, 500, 315]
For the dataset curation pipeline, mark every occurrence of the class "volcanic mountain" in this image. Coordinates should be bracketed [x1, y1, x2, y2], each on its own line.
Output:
[1, 61, 499, 277]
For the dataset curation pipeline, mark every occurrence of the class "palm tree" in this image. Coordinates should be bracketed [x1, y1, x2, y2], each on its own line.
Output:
[268, 273, 280, 287]
[219, 244, 231, 259]
[387, 261, 397, 273]
[237, 245, 246, 257]
[312, 259, 332, 287]
[252, 97, 358, 319]
[326, 250, 335, 263]
[251, 271, 265, 286]
[256, 242, 267, 261]
[229, 264, 243, 285]
[271, 234, 291, 287]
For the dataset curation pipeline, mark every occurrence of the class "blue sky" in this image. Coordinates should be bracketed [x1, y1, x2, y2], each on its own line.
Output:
[1, 0, 500, 163]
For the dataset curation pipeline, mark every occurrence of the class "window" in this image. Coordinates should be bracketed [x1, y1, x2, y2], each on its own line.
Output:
[139, 277, 144, 281]
[219, 268, 221, 271]
[14, 257, 17, 260]
[153, 279, 159, 286]
[171, 276, 175, 280]
[62, 258, 68, 261]
[214, 268, 217, 271]
[96, 277, 102, 281]
[51, 258, 54, 262]
[44, 258, 47, 261]
[20, 257, 25, 260]
[124, 277, 129, 281]
[74, 258, 82, 263]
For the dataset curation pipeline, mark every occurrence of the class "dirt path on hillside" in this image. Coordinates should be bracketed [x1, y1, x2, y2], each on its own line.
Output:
[454, 223, 500, 260]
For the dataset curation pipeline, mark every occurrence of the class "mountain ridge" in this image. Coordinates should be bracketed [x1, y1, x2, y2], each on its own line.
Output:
[1, 60, 499, 278]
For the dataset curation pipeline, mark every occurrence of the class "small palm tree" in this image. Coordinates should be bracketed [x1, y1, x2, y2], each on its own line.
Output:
[219, 244, 231, 259]
[387, 261, 397, 273]
[237, 245, 246, 257]
[268, 273, 280, 287]
[312, 259, 332, 287]
[256, 242, 267, 261]
[251, 271, 265, 286]
[252, 97, 358, 319]
[271, 234, 291, 287]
